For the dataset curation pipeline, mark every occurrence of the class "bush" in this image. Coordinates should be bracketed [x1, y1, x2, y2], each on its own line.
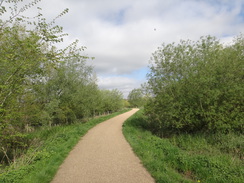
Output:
[145, 35, 244, 136]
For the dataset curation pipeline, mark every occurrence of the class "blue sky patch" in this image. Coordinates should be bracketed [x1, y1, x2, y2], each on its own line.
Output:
[122, 67, 149, 81]
[102, 8, 128, 25]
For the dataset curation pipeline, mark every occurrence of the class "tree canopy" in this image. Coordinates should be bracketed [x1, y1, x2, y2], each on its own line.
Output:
[127, 88, 146, 107]
[0, 0, 125, 164]
[145, 35, 244, 136]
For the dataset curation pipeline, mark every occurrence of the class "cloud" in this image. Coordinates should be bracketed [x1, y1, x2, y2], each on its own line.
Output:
[66, 0, 244, 76]
[97, 75, 142, 98]
[8, 0, 244, 96]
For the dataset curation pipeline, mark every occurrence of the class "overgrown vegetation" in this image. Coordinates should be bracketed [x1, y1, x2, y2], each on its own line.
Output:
[1, 0, 243, 182]
[0, 0, 124, 166]
[145, 35, 243, 136]
[125, 36, 244, 182]
[123, 110, 244, 183]
[0, 109, 130, 183]
[127, 88, 147, 108]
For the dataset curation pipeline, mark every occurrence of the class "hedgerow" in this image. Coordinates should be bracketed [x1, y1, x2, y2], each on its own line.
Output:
[145, 35, 244, 136]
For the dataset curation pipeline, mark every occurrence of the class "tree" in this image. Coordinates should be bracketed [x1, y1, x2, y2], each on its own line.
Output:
[99, 89, 124, 114]
[145, 35, 244, 136]
[122, 99, 130, 108]
[128, 88, 145, 107]
[0, 0, 85, 163]
[0, 0, 126, 164]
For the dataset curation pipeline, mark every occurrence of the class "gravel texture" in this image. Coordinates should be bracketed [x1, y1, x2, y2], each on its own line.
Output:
[51, 109, 155, 183]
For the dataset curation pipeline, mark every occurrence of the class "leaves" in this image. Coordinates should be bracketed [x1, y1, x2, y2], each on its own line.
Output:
[145, 35, 244, 136]
[0, 0, 125, 165]
[128, 88, 146, 107]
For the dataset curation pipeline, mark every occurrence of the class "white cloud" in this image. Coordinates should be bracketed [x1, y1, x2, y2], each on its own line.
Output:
[5, 0, 243, 96]
[97, 76, 142, 98]
[53, 0, 244, 96]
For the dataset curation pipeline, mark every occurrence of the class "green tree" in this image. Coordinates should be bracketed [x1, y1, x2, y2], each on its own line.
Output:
[145, 35, 244, 136]
[0, 0, 84, 163]
[123, 99, 130, 108]
[99, 89, 124, 114]
[128, 88, 145, 107]
[0, 0, 126, 164]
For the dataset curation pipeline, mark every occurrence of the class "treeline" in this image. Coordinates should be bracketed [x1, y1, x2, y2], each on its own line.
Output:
[143, 35, 243, 137]
[0, 0, 124, 163]
[127, 88, 147, 108]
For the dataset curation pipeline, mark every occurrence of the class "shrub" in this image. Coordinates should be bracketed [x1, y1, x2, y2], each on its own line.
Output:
[145, 35, 244, 136]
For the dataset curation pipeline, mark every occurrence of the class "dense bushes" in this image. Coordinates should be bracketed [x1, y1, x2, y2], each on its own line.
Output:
[145, 35, 244, 136]
[0, 0, 124, 165]
[127, 88, 147, 107]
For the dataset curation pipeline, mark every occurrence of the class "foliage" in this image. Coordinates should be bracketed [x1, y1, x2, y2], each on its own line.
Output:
[122, 99, 131, 108]
[0, 109, 130, 183]
[127, 88, 146, 107]
[123, 110, 244, 183]
[99, 89, 124, 113]
[145, 35, 244, 136]
[0, 0, 125, 165]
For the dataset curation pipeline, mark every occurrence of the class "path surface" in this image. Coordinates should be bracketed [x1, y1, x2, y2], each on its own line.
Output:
[51, 109, 155, 183]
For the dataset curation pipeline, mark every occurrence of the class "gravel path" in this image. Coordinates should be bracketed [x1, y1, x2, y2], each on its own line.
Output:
[51, 109, 155, 183]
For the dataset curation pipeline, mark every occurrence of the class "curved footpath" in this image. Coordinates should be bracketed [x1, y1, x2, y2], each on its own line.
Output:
[51, 109, 155, 183]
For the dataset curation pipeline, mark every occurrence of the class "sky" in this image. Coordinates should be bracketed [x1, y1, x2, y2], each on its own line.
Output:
[4, 0, 244, 97]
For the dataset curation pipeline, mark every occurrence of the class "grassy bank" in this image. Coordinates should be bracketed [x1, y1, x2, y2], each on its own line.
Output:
[123, 110, 244, 183]
[0, 109, 130, 183]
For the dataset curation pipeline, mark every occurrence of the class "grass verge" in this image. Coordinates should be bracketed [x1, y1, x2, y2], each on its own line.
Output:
[0, 109, 130, 183]
[123, 109, 244, 183]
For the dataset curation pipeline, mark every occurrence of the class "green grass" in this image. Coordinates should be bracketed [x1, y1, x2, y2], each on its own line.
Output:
[123, 110, 244, 183]
[0, 109, 130, 183]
